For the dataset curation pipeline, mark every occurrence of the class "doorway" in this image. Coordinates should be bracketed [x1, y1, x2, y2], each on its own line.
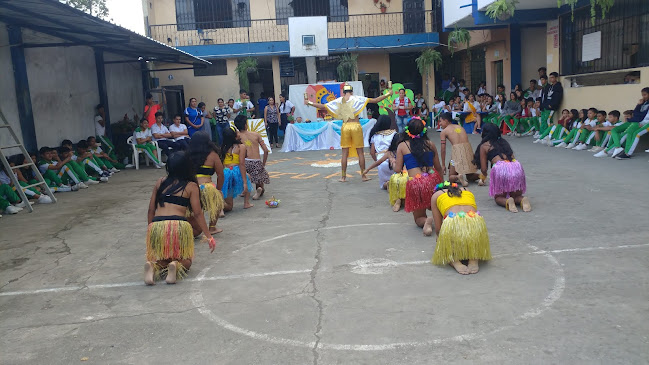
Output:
[494, 60, 504, 91]
[161, 86, 185, 123]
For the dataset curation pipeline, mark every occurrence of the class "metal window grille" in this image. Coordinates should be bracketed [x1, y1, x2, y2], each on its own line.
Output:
[560, 0, 649, 75]
[275, 0, 349, 25]
[175, 0, 251, 30]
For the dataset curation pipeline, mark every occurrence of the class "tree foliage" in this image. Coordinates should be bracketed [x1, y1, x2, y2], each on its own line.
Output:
[61, 0, 110, 20]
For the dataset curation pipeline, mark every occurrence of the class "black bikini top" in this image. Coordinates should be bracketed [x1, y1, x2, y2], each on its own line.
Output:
[196, 165, 214, 176]
[160, 194, 190, 207]
[486, 148, 501, 161]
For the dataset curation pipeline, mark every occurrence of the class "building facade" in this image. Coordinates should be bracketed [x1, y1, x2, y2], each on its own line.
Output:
[144, 0, 442, 113]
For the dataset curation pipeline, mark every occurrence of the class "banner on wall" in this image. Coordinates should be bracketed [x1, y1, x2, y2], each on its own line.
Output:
[289, 81, 366, 122]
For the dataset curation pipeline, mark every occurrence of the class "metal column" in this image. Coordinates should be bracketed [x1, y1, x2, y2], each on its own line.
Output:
[94, 49, 112, 138]
[7, 26, 37, 152]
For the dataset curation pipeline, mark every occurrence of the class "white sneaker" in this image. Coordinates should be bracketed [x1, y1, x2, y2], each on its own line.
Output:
[575, 144, 588, 151]
[5, 205, 21, 214]
[110, 167, 120, 173]
[611, 147, 624, 157]
[125, 164, 134, 169]
[78, 182, 90, 189]
[594, 150, 608, 158]
[15, 200, 32, 208]
[646, 149, 649, 153]
[566, 143, 576, 149]
[71, 184, 80, 191]
[37, 195, 53, 204]
[533, 132, 540, 139]
[593, 146, 604, 153]
[99, 176, 109, 183]
[85, 179, 99, 185]
[57, 185, 72, 192]
[533, 138, 542, 144]
[555, 142, 567, 148]
[587, 146, 598, 152]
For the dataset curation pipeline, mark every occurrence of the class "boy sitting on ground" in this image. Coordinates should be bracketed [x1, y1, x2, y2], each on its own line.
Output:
[88, 136, 123, 172]
[594, 110, 623, 157]
[234, 115, 270, 200]
[74, 140, 110, 181]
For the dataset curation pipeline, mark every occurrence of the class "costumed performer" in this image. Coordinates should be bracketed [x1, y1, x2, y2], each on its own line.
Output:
[438, 112, 479, 187]
[305, 83, 391, 182]
[473, 123, 531, 213]
[363, 134, 407, 212]
[188, 132, 225, 234]
[431, 181, 491, 275]
[144, 151, 216, 285]
[393, 117, 443, 235]
[220, 126, 254, 211]
[368, 115, 398, 189]
[234, 115, 270, 200]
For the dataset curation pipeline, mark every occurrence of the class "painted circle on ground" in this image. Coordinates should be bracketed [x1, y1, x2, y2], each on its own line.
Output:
[191, 223, 565, 351]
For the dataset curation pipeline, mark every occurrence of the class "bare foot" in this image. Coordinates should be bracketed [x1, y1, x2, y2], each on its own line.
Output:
[219, 210, 225, 218]
[422, 217, 434, 236]
[460, 175, 469, 187]
[467, 259, 480, 274]
[338, 177, 347, 182]
[244, 202, 254, 209]
[506, 197, 518, 213]
[520, 197, 532, 212]
[450, 261, 470, 275]
[392, 199, 401, 212]
[252, 187, 263, 200]
[361, 175, 371, 182]
[478, 179, 485, 186]
[144, 262, 155, 285]
[209, 226, 223, 234]
[166, 261, 177, 284]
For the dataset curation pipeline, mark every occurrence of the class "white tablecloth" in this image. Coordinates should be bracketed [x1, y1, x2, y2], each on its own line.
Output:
[280, 119, 376, 152]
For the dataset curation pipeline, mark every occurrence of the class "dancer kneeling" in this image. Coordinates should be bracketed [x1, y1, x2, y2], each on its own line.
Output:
[393, 118, 443, 234]
[473, 124, 531, 212]
[188, 132, 225, 234]
[144, 152, 216, 285]
[221, 126, 254, 211]
[363, 133, 406, 211]
[431, 182, 491, 274]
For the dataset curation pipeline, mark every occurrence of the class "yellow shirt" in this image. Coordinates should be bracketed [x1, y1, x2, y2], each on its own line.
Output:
[223, 153, 240, 165]
[436, 190, 477, 216]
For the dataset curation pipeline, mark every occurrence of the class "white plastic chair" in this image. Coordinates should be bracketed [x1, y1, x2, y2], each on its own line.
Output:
[126, 136, 154, 170]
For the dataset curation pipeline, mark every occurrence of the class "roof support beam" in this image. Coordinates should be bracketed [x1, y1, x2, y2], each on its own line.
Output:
[7, 25, 37, 152]
[94, 49, 112, 139]
[21, 40, 120, 48]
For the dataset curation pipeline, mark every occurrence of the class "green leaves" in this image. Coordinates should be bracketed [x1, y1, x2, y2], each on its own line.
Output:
[62, 0, 109, 20]
[448, 28, 471, 57]
[235, 57, 258, 92]
[485, 0, 518, 22]
[416, 49, 443, 77]
[336, 54, 358, 82]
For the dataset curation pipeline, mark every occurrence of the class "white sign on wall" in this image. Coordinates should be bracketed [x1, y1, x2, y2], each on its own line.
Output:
[582, 31, 602, 62]
[288, 16, 328, 58]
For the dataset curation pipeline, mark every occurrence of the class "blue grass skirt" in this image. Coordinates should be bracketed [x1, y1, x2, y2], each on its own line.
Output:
[222, 165, 253, 199]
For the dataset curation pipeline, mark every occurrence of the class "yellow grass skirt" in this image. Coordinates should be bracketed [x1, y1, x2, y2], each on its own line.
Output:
[200, 183, 224, 222]
[432, 212, 491, 265]
[146, 218, 194, 262]
[388, 172, 408, 205]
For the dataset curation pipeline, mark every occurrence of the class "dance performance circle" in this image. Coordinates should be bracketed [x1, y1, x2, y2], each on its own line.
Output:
[191, 223, 565, 351]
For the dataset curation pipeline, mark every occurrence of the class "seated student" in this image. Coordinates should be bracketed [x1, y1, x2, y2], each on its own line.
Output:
[87, 136, 123, 172]
[0, 175, 28, 214]
[420, 102, 430, 126]
[477, 95, 499, 132]
[498, 92, 522, 134]
[16, 153, 71, 193]
[432, 96, 446, 126]
[517, 98, 538, 136]
[610, 87, 649, 158]
[523, 80, 541, 101]
[558, 109, 586, 148]
[601, 110, 633, 157]
[614, 108, 649, 160]
[494, 84, 506, 106]
[535, 108, 570, 145]
[458, 79, 468, 100]
[430, 182, 491, 275]
[60, 139, 107, 181]
[74, 140, 110, 181]
[1, 156, 52, 204]
[477, 81, 487, 95]
[594, 110, 623, 157]
[38, 147, 90, 190]
[572, 108, 599, 150]
[586, 111, 611, 152]
[169, 113, 190, 150]
[134, 118, 164, 168]
[151, 111, 181, 157]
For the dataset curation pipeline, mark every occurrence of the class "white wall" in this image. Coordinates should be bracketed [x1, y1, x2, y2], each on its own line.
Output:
[0, 26, 24, 156]
[443, 0, 473, 28]
[521, 26, 547, 86]
[104, 53, 144, 123]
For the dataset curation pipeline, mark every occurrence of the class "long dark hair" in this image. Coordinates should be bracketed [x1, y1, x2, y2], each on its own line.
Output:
[220, 126, 241, 162]
[155, 151, 197, 208]
[472, 123, 514, 166]
[403, 118, 432, 168]
[368, 115, 393, 145]
[188, 132, 219, 171]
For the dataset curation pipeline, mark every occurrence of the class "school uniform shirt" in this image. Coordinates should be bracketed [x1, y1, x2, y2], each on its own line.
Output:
[415, 98, 424, 108]
[38, 160, 55, 174]
[169, 123, 189, 141]
[393, 97, 411, 117]
[234, 100, 254, 116]
[433, 101, 446, 111]
[279, 100, 295, 115]
[601, 121, 613, 127]
[150, 123, 171, 142]
[0, 170, 14, 185]
[463, 101, 479, 113]
[477, 87, 486, 95]
[135, 127, 153, 143]
[90, 146, 104, 155]
[94, 115, 105, 136]
[583, 118, 597, 128]
[572, 120, 583, 129]
[144, 104, 162, 127]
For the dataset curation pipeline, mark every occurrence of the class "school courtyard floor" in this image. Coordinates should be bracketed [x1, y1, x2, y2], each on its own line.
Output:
[1, 133, 648, 365]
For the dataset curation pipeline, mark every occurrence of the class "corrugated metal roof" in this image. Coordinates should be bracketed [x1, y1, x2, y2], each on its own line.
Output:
[0, 0, 209, 64]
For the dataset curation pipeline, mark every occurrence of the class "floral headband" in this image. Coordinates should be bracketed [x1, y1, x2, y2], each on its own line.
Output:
[404, 117, 428, 139]
[433, 181, 458, 193]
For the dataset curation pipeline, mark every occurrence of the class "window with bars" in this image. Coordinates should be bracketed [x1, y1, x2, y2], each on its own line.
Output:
[560, 0, 649, 75]
[175, 0, 251, 30]
[275, 0, 348, 25]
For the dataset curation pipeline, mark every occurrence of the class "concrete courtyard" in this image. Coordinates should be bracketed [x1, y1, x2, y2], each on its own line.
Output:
[1, 133, 648, 364]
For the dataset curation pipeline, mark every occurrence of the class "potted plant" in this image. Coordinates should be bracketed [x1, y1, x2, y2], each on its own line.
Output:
[336, 54, 358, 82]
[447, 28, 471, 57]
[558, 0, 615, 25]
[380, 3, 387, 13]
[235, 57, 258, 92]
[485, 0, 518, 22]
[416, 48, 443, 102]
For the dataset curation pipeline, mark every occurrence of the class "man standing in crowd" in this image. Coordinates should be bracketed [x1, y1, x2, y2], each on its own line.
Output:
[234, 89, 255, 118]
[143, 92, 165, 128]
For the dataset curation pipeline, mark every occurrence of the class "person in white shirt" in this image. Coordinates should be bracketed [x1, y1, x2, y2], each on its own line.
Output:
[151, 112, 181, 156]
[570, 108, 599, 150]
[169, 113, 190, 150]
[278, 93, 295, 132]
[458, 79, 467, 100]
[477, 81, 487, 95]
[134, 119, 163, 168]
[233, 89, 255, 118]
[414, 93, 425, 108]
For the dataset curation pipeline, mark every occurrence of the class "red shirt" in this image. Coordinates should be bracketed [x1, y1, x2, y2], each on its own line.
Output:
[144, 104, 162, 127]
[393, 97, 410, 117]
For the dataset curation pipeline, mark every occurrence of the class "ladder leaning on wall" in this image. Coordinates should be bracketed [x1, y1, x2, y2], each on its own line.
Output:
[0, 106, 56, 212]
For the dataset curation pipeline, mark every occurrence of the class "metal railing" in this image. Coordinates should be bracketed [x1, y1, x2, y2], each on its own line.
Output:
[149, 11, 437, 48]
